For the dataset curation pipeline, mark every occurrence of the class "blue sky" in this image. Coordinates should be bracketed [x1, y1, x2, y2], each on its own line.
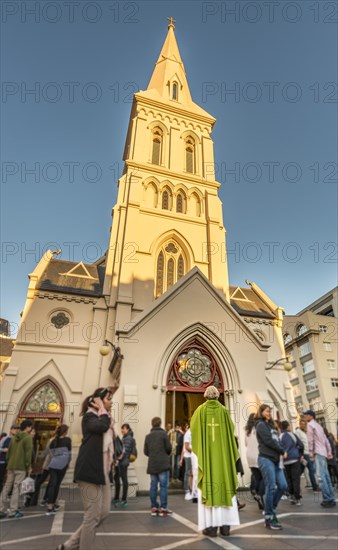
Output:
[1, 0, 337, 334]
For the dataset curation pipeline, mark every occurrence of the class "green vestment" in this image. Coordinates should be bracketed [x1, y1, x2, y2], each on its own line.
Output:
[190, 399, 239, 507]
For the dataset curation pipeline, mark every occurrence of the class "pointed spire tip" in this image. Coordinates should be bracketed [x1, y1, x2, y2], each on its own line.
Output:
[167, 16, 176, 29]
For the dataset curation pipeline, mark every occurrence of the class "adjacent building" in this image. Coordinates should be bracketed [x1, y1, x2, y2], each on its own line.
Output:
[283, 287, 338, 434]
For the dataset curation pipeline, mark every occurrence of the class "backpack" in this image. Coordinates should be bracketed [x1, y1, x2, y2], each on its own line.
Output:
[129, 437, 138, 463]
[114, 436, 124, 460]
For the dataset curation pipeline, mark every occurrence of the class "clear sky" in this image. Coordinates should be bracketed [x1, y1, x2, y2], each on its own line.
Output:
[1, 0, 337, 335]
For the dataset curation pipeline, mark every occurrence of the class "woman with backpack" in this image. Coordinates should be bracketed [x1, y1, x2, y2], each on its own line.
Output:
[113, 423, 137, 508]
[45, 425, 71, 516]
[57, 386, 115, 550]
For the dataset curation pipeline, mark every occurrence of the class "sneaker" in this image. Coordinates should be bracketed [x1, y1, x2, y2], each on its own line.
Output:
[0, 512, 7, 519]
[112, 499, 120, 507]
[8, 511, 23, 519]
[120, 501, 128, 508]
[159, 508, 172, 517]
[321, 500, 336, 508]
[281, 495, 288, 500]
[289, 496, 296, 504]
[53, 504, 61, 511]
[40, 500, 47, 507]
[184, 491, 193, 501]
[265, 516, 282, 530]
[45, 509, 56, 516]
[151, 507, 159, 516]
[295, 499, 302, 506]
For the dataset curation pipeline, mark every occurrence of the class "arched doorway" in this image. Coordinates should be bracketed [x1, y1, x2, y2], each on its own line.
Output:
[18, 380, 63, 472]
[165, 341, 225, 429]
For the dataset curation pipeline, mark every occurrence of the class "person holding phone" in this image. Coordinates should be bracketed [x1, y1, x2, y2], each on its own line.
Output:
[57, 387, 115, 550]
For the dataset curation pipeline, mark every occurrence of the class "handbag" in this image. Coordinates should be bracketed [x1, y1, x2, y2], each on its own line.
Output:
[20, 476, 35, 495]
[129, 438, 138, 462]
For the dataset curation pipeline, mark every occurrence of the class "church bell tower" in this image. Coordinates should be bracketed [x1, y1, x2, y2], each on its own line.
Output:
[104, 20, 230, 326]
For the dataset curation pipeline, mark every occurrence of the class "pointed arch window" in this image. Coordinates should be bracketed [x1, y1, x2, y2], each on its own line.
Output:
[172, 82, 178, 101]
[162, 190, 169, 210]
[20, 380, 63, 418]
[185, 137, 195, 174]
[152, 127, 163, 165]
[155, 241, 187, 297]
[176, 193, 183, 213]
[156, 251, 164, 297]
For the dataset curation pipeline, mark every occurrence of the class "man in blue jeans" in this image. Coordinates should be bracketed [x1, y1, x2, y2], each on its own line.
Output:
[144, 417, 172, 516]
[305, 410, 336, 507]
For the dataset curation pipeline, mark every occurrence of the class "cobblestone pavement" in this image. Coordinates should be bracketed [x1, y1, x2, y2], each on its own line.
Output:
[0, 486, 337, 550]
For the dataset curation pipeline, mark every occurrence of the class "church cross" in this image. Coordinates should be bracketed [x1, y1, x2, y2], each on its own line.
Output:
[167, 17, 176, 28]
[207, 417, 220, 442]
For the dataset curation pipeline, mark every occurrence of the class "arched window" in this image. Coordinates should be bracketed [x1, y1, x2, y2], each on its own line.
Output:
[162, 190, 169, 210]
[21, 380, 63, 418]
[185, 137, 195, 174]
[296, 324, 307, 337]
[284, 333, 292, 345]
[177, 255, 184, 280]
[156, 251, 164, 297]
[167, 258, 175, 288]
[152, 127, 163, 165]
[155, 241, 187, 297]
[176, 193, 183, 213]
[172, 82, 178, 100]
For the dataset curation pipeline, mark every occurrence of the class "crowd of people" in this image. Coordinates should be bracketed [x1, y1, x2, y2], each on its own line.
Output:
[245, 405, 337, 530]
[0, 385, 336, 547]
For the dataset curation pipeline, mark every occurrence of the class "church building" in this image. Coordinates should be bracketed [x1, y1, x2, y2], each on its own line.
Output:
[0, 22, 295, 490]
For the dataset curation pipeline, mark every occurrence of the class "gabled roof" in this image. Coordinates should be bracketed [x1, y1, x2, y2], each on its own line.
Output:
[229, 286, 276, 319]
[116, 267, 269, 350]
[36, 259, 105, 297]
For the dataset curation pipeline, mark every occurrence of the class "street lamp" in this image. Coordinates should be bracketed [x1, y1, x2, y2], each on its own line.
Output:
[265, 355, 293, 372]
[99, 340, 124, 374]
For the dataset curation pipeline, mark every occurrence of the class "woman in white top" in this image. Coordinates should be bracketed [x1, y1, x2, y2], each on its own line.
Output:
[245, 413, 265, 510]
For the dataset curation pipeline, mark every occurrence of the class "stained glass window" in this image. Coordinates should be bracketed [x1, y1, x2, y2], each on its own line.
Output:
[167, 258, 174, 288]
[51, 312, 70, 329]
[162, 190, 169, 210]
[22, 382, 62, 415]
[167, 343, 223, 391]
[176, 194, 183, 213]
[156, 251, 164, 297]
[177, 255, 184, 280]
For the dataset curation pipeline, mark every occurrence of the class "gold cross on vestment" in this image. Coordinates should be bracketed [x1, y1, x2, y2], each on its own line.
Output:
[167, 17, 176, 28]
[208, 417, 220, 442]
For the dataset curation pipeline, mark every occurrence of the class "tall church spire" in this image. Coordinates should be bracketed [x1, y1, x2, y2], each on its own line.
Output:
[147, 19, 193, 105]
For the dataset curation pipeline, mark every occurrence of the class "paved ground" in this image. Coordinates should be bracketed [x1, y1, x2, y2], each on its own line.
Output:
[0, 485, 337, 550]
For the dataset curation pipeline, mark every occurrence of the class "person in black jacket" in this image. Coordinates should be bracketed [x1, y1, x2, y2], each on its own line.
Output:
[57, 387, 114, 550]
[256, 404, 288, 531]
[113, 423, 135, 507]
[144, 417, 172, 517]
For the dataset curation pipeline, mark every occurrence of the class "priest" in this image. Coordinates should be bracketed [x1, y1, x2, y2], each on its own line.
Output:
[190, 385, 240, 537]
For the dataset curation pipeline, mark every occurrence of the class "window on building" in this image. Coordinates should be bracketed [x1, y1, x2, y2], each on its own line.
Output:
[318, 307, 334, 317]
[176, 192, 187, 214]
[283, 333, 292, 345]
[323, 342, 332, 351]
[155, 241, 187, 297]
[308, 396, 323, 411]
[185, 137, 195, 173]
[305, 378, 318, 393]
[162, 190, 169, 210]
[331, 378, 338, 387]
[152, 127, 163, 165]
[302, 358, 315, 374]
[299, 341, 311, 358]
[172, 82, 178, 100]
[289, 367, 298, 381]
[296, 324, 308, 337]
[319, 325, 327, 333]
[327, 359, 336, 370]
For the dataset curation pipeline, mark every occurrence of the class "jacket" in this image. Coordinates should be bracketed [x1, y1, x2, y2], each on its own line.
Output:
[256, 420, 285, 464]
[280, 431, 304, 464]
[7, 431, 32, 471]
[119, 431, 135, 467]
[144, 427, 172, 475]
[74, 412, 111, 485]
